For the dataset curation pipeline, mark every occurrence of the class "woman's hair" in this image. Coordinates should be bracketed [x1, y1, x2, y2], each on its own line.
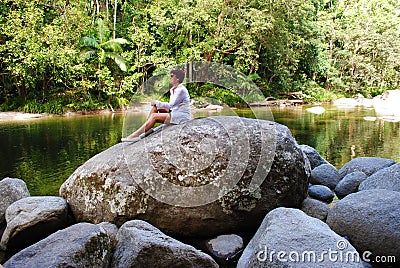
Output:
[171, 69, 185, 83]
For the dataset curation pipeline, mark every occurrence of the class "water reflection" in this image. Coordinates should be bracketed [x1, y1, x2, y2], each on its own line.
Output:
[0, 114, 124, 195]
[269, 105, 400, 168]
[0, 105, 399, 196]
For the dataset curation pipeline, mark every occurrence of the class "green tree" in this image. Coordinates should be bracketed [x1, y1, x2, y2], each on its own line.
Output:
[319, 0, 400, 96]
[119, 0, 275, 95]
[1, 0, 400, 112]
[79, 18, 127, 72]
[0, 0, 91, 110]
[79, 18, 128, 109]
[256, 0, 328, 95]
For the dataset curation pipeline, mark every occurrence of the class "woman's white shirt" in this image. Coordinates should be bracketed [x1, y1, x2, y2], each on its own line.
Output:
[155, 84, 191, 124]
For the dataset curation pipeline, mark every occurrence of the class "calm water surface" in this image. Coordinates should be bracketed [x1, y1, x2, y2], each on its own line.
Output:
[0, 105, 399, 195]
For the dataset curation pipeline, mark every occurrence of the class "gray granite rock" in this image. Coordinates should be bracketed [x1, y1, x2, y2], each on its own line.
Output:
[299, 145, 329, 169]
[111, 220, 218, 268]
[0, 178, 30, 228]
[206, 234, 244, 265]
[338, 157, 395, 178]
[301, 197, 330, 221]
[237, 208, 363, 268]
[358, 162, 400, 192]
[3, 222, 116, 268]
[334, 171, 367, 199]
[326, 189, 400, 263]
[60, 117, 310, 237]
[308, 184, 335, 203]
[97, 221, 118, 243]
[0, 196, 69, 253]
[310, 163, 341, 189]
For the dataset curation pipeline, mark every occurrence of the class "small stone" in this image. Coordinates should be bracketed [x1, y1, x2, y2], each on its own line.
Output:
[334, 171, 367, 199]
[310, 164, 341, 189]
[206, 234, 244, 263]
[308, 185, 335, 203]
[301, 197, 330, 221]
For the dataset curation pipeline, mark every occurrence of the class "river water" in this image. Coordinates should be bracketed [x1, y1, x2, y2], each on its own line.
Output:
[0, 105, 399, 196]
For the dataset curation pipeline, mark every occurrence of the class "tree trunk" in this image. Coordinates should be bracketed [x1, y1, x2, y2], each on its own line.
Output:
[113, 0, 117, 39]
[106, 0, 109, 22]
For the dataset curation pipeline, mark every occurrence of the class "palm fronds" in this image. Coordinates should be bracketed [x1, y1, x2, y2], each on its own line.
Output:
[78, 19, 127, 72]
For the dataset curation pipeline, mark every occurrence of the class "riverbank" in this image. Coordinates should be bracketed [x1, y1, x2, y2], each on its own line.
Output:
[0, 98, 307, 123]
[2, 89, 399, 122]
[0, 112, 45, 122]
[0, 109, 122, 122]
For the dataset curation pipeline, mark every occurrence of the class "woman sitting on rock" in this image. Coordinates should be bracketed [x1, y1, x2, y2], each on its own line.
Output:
[122, 69, 191, 141]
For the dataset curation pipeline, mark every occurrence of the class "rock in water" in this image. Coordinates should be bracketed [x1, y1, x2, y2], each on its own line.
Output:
[60, 116, 310, 237]
[0, 178, 30, 228]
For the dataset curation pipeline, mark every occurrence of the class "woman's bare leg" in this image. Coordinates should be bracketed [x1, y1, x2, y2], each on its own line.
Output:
[125, 112, 170, 139]
[147, 105, 158, 119]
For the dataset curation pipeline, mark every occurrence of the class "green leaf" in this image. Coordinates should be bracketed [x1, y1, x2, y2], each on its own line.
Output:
[79, 37, 100, 49]
[105, 52, 127, 71]
[79, 48, 97, 59]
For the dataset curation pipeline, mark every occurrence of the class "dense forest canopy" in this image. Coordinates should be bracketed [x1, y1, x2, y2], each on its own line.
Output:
[0, 0, 399, 113]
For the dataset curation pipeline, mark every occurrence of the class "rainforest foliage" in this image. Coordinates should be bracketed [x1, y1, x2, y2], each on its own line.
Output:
[0, 0, 399, 113]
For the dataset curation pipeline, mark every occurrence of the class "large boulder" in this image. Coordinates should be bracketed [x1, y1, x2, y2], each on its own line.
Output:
[237, 208, 363, 268]
[358, 162, 400, 192]
[338, 157, 395, 179]
[111, 220, 218, 267]
[299, 145, 329, 169]
[326, 189, 400, 262]
[0, 196, 70, 253]
[373, 89, 400, 118]
[3, 222, 116, 268]
[0, 178, 30, 228]
[60, 116, 310, 237]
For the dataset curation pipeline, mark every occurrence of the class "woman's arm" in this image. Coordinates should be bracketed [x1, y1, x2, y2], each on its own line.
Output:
[154, 100, 170, 111]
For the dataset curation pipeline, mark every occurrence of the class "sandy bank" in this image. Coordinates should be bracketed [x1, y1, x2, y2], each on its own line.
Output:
[0, 112, 46, 122]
